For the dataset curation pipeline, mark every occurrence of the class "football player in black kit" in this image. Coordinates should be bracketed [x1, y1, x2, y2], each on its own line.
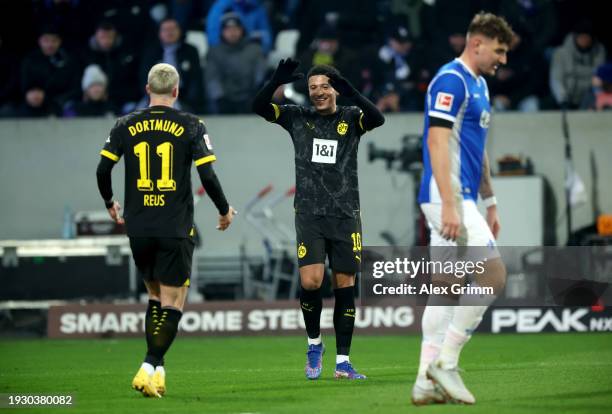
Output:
[253, 59, 384, 380]
[96, 63, 236, 397]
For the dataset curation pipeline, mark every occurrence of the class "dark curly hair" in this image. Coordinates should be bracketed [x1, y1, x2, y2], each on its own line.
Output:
[307, 65, 340, 80]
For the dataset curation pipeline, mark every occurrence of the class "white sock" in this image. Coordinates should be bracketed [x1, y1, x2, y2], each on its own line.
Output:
[155, 366, 165, 376]
[141, 362, 154, 376]
[438, 305, 488, 369]
[416, 305, 454, 386]
[438, 324, 469, 369]
[336, 355, 350, 364]
[307, 334, 322, 346]
[416, 342, 441, 387]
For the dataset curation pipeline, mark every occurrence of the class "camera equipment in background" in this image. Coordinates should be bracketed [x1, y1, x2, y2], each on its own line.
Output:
[367, 133, 423, 174]
[368, 134, 428, 246]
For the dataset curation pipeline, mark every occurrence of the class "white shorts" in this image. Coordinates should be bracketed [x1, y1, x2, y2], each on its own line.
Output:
[421, 200, 496, 248]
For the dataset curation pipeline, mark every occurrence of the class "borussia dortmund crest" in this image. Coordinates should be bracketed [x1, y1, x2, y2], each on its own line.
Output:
[298, 243, 307, 259]
[337, 121, 348, 136]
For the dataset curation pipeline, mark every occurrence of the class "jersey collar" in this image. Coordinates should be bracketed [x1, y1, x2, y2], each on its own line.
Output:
[455, 58, 479, 80]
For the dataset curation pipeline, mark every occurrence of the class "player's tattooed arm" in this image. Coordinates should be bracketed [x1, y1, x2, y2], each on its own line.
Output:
[252, 59, 304, 121]
[480, 152, 500, 238]
[479, 152, 494, 200]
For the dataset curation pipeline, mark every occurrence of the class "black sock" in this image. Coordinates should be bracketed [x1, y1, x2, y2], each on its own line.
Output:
[144, 299, 161, 364]
[334, 287, 356, 356]
[300, 286, 322, 339]
[144, 307, 182, 367]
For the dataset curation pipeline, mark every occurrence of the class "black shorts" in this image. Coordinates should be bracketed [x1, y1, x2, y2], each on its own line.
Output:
[295, 213, 362, 274]
[129, 236, 195, 287]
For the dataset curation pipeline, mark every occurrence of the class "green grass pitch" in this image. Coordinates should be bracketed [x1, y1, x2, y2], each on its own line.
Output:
[1, 333, 611, 413]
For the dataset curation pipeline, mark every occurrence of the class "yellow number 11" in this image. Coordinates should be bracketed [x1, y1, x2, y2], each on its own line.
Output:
[134, 141, 176, 191]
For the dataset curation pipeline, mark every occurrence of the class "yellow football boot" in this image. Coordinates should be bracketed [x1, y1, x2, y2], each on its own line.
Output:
[152, 370, 166, 396]
[131, 367, 162, 398]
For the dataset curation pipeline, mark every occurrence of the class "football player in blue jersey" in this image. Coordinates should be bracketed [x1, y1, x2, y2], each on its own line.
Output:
[411, 13, 514, 405]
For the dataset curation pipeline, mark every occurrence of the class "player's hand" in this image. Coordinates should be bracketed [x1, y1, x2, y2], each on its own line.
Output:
[107, 201, 125, 225]
[325, 71, 357, 98]
[441, 202, 461, 241]
[270, 58, 304, 85]
[486, 205, 501, 239]
[217, 206, 237, 231]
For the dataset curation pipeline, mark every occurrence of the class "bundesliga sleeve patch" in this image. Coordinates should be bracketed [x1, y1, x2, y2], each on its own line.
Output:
[434, 92, 454, 112]
[203, 134, 213, 150]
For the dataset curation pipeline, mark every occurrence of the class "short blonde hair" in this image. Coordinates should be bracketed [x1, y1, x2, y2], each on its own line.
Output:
[147, 63, 179, 95]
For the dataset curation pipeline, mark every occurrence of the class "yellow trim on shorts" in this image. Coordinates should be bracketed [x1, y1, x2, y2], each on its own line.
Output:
[359, 113, 365, 131]
[100, 150, 119, 162]
[183, 278, 190, 287]
[195, 155, 217, 166]
[272, 103, 280, 120]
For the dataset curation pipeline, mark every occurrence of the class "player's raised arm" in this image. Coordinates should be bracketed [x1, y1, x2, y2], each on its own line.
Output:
[252, 58, 304, 121]
[479, 152, 500, 238]
[325, 71, 385, 131]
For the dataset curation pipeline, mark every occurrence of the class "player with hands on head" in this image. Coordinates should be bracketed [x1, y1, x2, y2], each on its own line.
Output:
[252, 59, 384, 381]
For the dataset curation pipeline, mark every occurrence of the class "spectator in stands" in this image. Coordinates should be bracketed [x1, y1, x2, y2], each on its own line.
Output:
[295, 25, 354, 95]
[20, 25, 80, 117]
[140, 18, 205, 112]
[294, 23, 379, 105]
[267, 0, 301, 34]
[15, 81, 59, 117]
[0, 35, 20, 117]
[420, 0, 484, 79]
[374, 24, 426, 112]
[384, 1, 425, 40]
[550, 20, 606, 109]
[205, 13, 266, 113]
[294, 0, 383, 57]
[496, 0, 557, 59]
[590, 63, 612, 111]
[425, 30, 466, 76]
[206, 0, 273, 54]
[81, 21, 140, 114]
[420, 0, 481, 51]
[32, 0, 95, 52]
[298, 25, 343, 69]
[488, 22, 546, 112]
[91, 0, 160, 51]
[171, 0, 215, 32]
[63, 64, 114, 117]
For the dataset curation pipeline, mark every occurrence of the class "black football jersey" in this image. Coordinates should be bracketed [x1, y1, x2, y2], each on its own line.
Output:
[271, 104, 366, 217]
[100, 105, 216, 237]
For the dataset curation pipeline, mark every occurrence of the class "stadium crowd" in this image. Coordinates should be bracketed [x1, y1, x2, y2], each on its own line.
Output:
[0, 0, 610, 118]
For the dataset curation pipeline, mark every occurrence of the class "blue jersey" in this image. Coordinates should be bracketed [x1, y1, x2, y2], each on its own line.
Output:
[418, 58, 491, 204]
